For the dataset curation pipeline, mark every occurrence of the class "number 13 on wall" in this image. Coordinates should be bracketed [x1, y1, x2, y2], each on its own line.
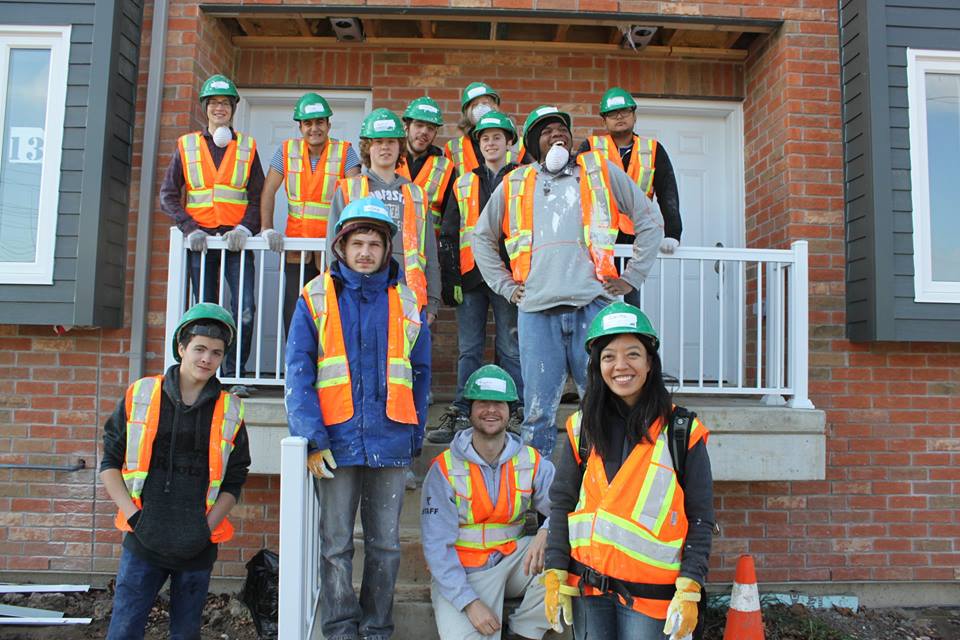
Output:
[8, 126, 44, 163]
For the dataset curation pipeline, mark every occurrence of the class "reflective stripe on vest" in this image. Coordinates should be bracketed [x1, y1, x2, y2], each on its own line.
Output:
[502, 155, 618, 283]
[454, 172, 480, 275]
[302, 272, 421, 426]
[563, 410, 689, 617]
[114, 375, 244, 544]
[400, 155, 453, 232]
[436, 445, 540, 567]
[576, 151, 619, 281]
[339, 177, 428, 308]
[285, 138, 350, 238]
[177, 132, 255, 229]
[588, 134, 657, 235]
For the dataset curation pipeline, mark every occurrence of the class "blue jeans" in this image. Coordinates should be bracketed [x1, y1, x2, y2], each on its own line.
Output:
[573, 595, 669, 640]
[453, 283, 523, 415]
[187, 249, 255, 378]
[106, 548, 211, 640]
[317, 466, 406, 640]
[517, 300, 604, 456]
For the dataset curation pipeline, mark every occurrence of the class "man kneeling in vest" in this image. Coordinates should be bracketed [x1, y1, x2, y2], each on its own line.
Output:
[421, 364, 555, 640]
[286, 196, 431, 640]
[100, 303, 251, 639]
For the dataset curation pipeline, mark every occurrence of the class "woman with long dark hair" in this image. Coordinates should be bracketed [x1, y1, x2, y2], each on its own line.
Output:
[542, 301, 715, 639]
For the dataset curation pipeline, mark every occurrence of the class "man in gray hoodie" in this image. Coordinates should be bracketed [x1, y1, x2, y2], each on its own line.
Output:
[421, 365, 555, 640]
[471, 106, 663, 456]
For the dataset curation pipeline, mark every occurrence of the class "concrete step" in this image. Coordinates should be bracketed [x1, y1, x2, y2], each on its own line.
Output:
[312, 584, 573, 640]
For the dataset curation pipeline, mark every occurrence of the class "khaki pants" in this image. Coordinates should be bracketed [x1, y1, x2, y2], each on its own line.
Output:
[430, 536, 552, 640]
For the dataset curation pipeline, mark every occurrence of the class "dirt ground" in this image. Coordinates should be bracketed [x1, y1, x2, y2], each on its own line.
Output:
[1, 588, 958, 639]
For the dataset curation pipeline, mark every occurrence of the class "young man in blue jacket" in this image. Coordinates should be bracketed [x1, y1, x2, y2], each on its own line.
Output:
[285, 196, 431, 640]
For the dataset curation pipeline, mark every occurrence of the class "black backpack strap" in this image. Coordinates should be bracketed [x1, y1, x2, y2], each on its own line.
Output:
[667, 406, 695, 488]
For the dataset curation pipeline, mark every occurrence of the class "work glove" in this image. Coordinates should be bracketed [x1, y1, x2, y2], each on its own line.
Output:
[186, 229, 208, 253]
[660, 237, 680, 254]
[261, 228, 284, 253]
[662, 577, 701, 640]
[306, 449, 337, 479]
[223, 225, 252, 252]
[541, 569, 577, 633]
[441, 279, 463, 307]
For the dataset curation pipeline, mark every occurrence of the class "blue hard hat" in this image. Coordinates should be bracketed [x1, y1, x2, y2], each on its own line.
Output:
[335, 196, 398, 236]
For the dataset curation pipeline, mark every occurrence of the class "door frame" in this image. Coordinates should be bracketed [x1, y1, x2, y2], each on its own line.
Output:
[632, 98, 745, 248]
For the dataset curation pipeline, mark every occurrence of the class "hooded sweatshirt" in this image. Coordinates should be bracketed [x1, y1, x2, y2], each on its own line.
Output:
[285, 258, 431, 467]
[100, 365, 251, 571]
[325, 167, 441, 317]
[471, 156, 664, 313]
[420, 428, 555, 611]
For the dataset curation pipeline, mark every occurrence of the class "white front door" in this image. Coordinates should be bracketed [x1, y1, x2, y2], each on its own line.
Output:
[234, 89, 372, 374]
[631, 99, 744, 385]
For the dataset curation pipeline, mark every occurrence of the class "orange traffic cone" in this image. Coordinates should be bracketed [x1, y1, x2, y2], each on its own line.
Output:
[723, 554, 765, 640]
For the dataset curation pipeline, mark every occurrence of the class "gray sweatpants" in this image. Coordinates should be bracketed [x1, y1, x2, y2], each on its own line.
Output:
[430, 535, 552, 640]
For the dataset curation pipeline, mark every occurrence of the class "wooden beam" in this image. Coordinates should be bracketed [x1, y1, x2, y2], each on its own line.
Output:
[296, 17, 312, 38]
[666, 29, 684, 46]
[364, 19, 377, 38]
[237, 18, 262, 37]
[723, 31, 742, 49]
[490, 21, 498, 41]
[554, 24, 569, 42]
[609, 26, 623, 45]
[231, 35, 750, 60]
[204, 9, 778, 34]
[419, 20, 433, 38]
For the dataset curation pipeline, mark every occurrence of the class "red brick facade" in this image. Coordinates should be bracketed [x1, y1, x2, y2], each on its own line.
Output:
[2, 1, 959, 586]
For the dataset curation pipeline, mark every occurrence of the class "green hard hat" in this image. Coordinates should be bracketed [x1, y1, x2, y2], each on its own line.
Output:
[334, 196, 399, 236]
[522, 105, 572, 156]
[360, 108, 405, 139]
[172, 303, 237, 362]
[471, 111, 518, 144]
[584, 301, 659, 353]
[464, 364, 519, 402]
[403, 96, 443, 126]
[294, 93, 332, 121]
[199, 74, 239, 102]
[599, 87, 637, 115]
[460, 82, 501, 111]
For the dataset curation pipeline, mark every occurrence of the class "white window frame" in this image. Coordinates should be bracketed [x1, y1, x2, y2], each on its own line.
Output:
[907, 48, 960, 303]
[0, 25, 70, 285]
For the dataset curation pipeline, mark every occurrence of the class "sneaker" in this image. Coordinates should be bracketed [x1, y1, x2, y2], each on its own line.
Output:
[229, 384, 253, 398]
[404, 468, 418, 491]
[507, 407, 523, 435]
[427, 405, 469, 444]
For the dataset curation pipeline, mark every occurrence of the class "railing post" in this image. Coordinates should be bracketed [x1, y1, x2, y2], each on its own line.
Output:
[787, 241, 814, 409]
[761, 260, 785, 405]
[279, 436, 308, 639]
[165, 227, 187, 372]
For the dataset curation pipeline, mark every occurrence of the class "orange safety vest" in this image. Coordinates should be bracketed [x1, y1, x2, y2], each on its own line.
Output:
[114, 375, 244, 543]
[302, 271, 421, 426]
[177, 131, 256, 229]
[564, 409, 708, 618]
[398, 154, 454, 233]
[444, 135, 525, 177]
[453, 172, 481, 275]
[283, 138, 351, 238]
[435, 446, 540, 568]
[588, 134, 657, 235]
[339, 176, 429, 309]
[501, 150, 618, 284]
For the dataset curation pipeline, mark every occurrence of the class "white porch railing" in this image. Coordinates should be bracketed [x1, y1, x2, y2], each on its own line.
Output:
[164, 227, 812, 408]
[278, 436, 321, 640]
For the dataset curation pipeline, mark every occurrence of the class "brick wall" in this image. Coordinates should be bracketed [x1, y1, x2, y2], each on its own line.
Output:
[2, 0, 959, 587]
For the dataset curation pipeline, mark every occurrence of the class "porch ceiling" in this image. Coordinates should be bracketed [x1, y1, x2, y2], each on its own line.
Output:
[200, 6, 780, 61]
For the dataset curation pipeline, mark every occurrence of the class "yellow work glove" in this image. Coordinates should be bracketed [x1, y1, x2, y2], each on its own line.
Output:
[541, 569, 578, 633]
[306, 449, 337, 479]
[662, 577, 701, 640]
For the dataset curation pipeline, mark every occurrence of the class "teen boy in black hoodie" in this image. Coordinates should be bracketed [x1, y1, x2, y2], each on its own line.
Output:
[100, 303, 250, 639]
